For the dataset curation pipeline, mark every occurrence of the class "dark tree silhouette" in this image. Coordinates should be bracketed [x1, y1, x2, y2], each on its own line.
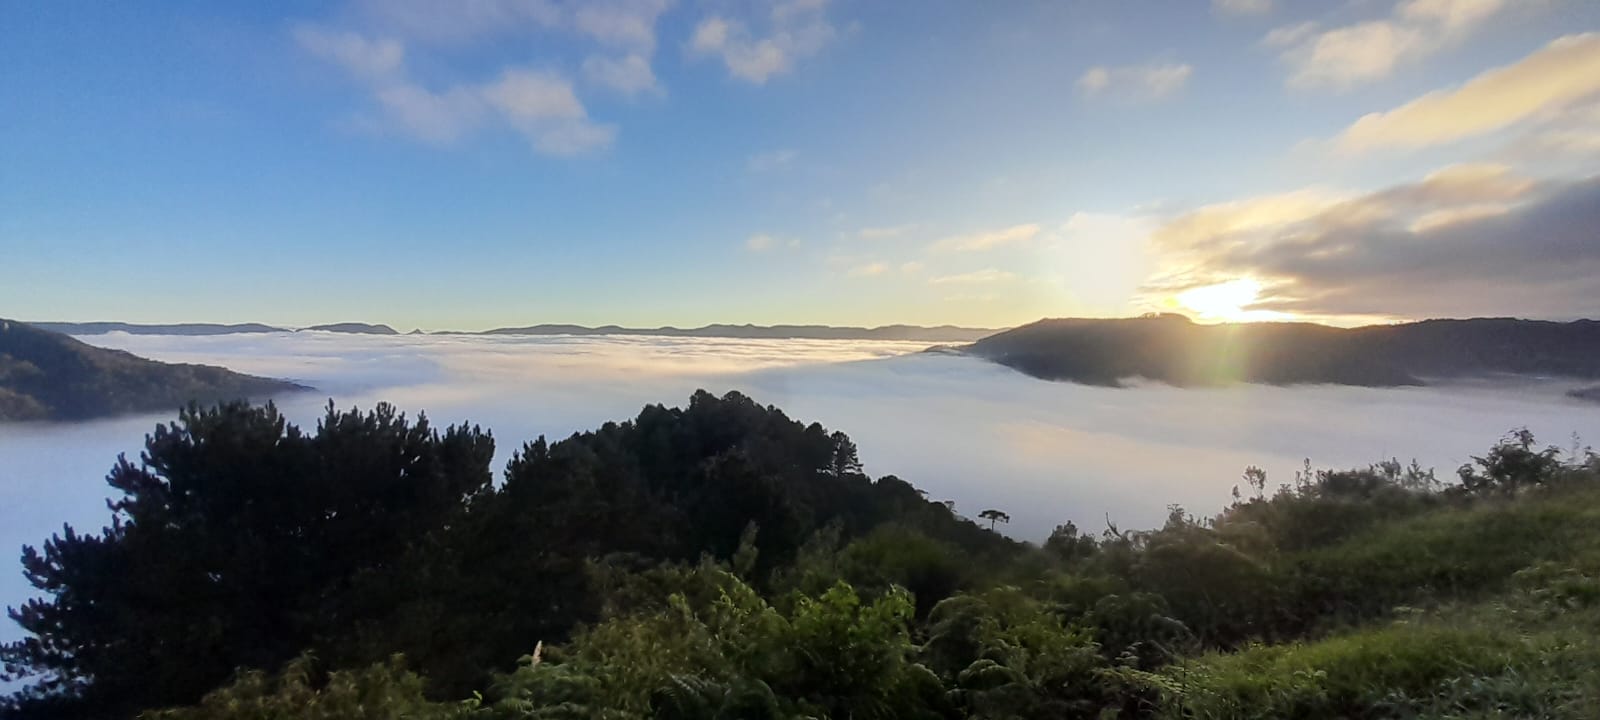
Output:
[978, 509, 1010, 531]
[0, 401, 495, 717]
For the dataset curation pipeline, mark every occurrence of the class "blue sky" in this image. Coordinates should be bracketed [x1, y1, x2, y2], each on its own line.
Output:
[3, 0, 1598, 330]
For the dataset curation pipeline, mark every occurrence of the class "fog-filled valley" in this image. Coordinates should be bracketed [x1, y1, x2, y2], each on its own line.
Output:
[5, 331, 1596, 633]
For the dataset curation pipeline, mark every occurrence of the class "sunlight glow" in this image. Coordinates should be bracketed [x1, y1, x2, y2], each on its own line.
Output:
[1174, 278, 1278, 322]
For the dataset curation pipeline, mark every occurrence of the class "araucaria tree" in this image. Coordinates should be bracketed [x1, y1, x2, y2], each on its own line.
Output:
[979, 508, 1010, 531]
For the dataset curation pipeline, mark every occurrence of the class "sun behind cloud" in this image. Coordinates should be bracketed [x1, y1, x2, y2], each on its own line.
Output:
[1173, 278, 1289, 323]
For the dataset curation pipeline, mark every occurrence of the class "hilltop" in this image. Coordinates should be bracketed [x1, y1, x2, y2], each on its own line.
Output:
[305, 322, 399, 334]
[0, 319, 309, 421]
[965, 314, 1600, 388]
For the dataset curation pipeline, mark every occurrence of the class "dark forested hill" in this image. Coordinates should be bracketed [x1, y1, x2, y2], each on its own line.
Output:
[965, 314, 1600, 387]
[1, 391, 1017, 716]
[304, 322, 399, 334]
[29, 321, 285, 335]
[0, 319, 309, 421]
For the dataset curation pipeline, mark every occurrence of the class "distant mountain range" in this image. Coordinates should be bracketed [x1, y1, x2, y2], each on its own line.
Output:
[31, 321, 1002, 342]
[964, 314, 1600, 388]
[474, 323, 1002, 342]
[0, 320, 309, 422]
[29, 321, 284, 336]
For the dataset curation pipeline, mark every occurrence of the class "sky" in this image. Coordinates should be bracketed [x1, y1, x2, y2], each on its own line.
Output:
[2, 0, 1598, 331]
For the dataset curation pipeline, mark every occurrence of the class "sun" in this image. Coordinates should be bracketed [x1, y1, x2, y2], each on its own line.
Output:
[1174, 278, 1272, 322]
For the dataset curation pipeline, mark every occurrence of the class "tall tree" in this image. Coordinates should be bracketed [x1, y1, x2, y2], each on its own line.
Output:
[1, 401, 494, 717]
[978, 509, 1010, 531]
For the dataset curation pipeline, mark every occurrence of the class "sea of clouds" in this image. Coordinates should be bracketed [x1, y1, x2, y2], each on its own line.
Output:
[2, 330, 1598, 641]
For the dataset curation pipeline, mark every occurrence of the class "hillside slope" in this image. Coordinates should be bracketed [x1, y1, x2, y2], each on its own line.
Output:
[0, 319, 309, 421]
[966, 314, 1600, 387]
[304, 323, 398, 334]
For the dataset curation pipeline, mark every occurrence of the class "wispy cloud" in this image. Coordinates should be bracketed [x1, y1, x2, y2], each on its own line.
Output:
[690, 0, 838, 84]
[583, 54, 662, 97]
[1213, 0, 1274, 16]
[930, 224, 1041, 253]
[1262, 21, 1317, 48]
[746, 233, 800, 252]
[1078, 62, 1193, 101]
[747, 148, 798, 172]
[928, 269, 1017, 285]
[294, 27, 404, 80]
[847, 262, 888, 277]
[857, 224, 917, 240]
[295, 0, 674, 153]
[1142, 164, 1600, 319]
[1272, 0, 1507, 90]
[1334, 33, 1600, 152]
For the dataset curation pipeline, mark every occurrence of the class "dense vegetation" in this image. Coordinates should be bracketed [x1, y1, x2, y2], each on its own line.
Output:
[4, 391, 1599, 719]
[967, 314, 1600, 388]
[0, 320, 308, 421]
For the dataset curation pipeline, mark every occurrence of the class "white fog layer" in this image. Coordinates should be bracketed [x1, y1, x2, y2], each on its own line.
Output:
[2, 331, 1597, 641]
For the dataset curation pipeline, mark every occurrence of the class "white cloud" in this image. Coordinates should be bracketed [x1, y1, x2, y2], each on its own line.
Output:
[1277, 0, 1507, 90]
[1137, 164, 1600, 321]
[373, 84, 485, 143]
[847, 262, 888, 277]
[573, 0, 671, 53]
[1078, 67, 1110, 94]
[746, 234, 801, 253]
[294, 26, 404, 80]
[1214, 0, 1274, 16]
[297, 23, 613, 155]
[899, 261, 925, 275]
[857, 224, 917, 240]
[355, 0, 564, 45]
[1262, 21, 1318, 48]
[747, 148, 798, 172]
[1078, 62, 1193, 101]
[583, 53, 662, 96]
[482, 69, 586, 121]
[691, 0, 837, 84]
[356, 0, 669, 52]
[1335, 33, 1600, 152]
[930, 224, 1041, 253]
[298, 0, 674, 153]
[928, 269, 1017, 285]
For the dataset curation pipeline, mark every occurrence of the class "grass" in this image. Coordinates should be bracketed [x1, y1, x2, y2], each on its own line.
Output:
[1283, 484, 1600, 623]
[1162, 482, 1600, 719]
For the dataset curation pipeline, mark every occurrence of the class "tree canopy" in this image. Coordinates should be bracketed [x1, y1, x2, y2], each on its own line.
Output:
[5, 396, 1600, 719]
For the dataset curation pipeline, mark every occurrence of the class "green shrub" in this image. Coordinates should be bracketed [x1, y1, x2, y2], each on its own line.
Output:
[1166, 623, 1525, 719]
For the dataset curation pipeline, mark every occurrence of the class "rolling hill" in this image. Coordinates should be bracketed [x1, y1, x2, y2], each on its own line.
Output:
[29, 321, 285, 335]
[965, 314, 1600, 388]
[0, 319, 310, 421]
